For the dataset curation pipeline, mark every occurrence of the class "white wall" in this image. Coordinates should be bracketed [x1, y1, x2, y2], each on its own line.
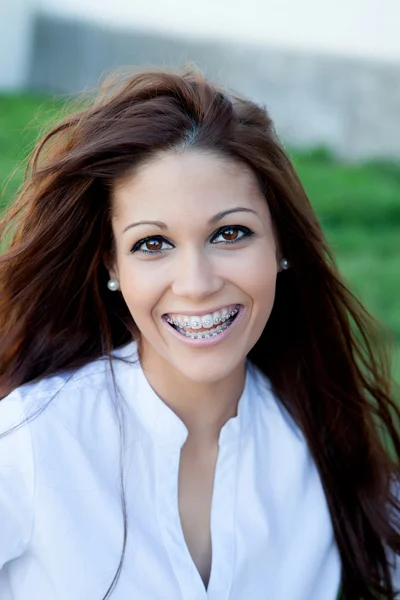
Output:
[37, 0, 400, 63]
[0, 0, 34, 90]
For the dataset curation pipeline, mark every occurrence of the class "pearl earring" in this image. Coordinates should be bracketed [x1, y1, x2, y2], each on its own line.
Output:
[280, 258, 290, 271]
[107, 279, 120, 291]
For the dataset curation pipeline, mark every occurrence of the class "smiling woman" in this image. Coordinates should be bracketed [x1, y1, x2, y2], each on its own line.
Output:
[108, 152, 279, 385]
[0, 65, 399, 600]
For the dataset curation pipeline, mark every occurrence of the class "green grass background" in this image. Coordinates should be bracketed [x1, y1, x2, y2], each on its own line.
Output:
[1, 93, 399, 386]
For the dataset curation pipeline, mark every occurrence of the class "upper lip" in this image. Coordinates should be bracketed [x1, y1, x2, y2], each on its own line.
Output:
[163, 304, 242, 317]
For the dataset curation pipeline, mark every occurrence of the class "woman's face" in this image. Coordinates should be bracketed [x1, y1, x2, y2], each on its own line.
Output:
[109, 151, 279, 384]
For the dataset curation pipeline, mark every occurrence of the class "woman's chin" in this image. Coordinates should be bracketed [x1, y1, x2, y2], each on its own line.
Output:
[168, 354, 245, 385]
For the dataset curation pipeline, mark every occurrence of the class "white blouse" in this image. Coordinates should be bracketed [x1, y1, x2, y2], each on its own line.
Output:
[0, 341, 341, 599]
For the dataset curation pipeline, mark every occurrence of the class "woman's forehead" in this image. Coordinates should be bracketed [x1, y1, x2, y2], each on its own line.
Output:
[111, 150, 267, 223]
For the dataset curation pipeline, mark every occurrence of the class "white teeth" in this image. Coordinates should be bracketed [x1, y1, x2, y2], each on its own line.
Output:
[176, 322, 233, 339]
[201, 314, 213, 329]
[221, 308, 230, 322]
[212, 311, 221, 324]
[190, 317, 202, 329]
[166, 305, 241, 333]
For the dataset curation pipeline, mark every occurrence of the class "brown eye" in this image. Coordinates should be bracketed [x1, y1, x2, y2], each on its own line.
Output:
[221, 228, 239, 241]
[132, 236, 173, 254]
[145, 239, 162, 251]
[211, 225, 252, 245]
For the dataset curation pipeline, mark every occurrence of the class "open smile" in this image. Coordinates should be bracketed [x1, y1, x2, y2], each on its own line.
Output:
[162, 304, 244, 345]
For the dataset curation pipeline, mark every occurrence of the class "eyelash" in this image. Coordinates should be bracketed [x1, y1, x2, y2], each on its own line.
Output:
[130, 225, 255, 255]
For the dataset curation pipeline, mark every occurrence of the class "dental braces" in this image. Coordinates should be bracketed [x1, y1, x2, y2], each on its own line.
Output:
[178, 321, 231, 339]
[165, 305, 240, 329]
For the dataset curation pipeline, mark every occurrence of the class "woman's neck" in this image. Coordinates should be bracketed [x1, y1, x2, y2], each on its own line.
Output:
[140, 348, 246, 442]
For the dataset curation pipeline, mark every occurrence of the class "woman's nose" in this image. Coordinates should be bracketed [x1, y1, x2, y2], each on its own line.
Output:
[171, 250, 223, 301]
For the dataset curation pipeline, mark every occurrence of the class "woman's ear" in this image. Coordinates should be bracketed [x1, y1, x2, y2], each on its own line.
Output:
[103, 251, 119, 282]
[270, 221, 282, 270]
[274, 242, 283, 272]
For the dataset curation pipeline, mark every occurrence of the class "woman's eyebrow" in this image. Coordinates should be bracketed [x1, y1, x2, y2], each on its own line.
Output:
[208, 207, 258, 224]
[122, 207, 258, 234]
[123, 220, 167, 233]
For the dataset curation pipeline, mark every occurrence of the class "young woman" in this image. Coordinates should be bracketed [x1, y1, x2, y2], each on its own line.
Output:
[0, 65, 399, 600]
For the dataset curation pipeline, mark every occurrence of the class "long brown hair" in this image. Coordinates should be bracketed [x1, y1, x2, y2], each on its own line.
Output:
[1, 65, 399, 599]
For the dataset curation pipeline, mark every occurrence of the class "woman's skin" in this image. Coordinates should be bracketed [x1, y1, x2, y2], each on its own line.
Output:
[108, 150, 280, 585]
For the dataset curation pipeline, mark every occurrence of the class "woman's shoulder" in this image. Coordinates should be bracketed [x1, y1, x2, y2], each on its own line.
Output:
[0, 341, 140, 433]
[2, 341, 139, 406]
[0, 342, 139, 566]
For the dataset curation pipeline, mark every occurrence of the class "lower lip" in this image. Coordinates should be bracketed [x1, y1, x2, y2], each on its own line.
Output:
[162, 306, 245, 348]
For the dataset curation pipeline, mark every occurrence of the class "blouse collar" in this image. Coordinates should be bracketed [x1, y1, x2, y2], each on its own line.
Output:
[113, 341, 253, 449]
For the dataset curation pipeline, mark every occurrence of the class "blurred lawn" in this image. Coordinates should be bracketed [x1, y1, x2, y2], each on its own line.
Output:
[1, 93, 399, 386]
